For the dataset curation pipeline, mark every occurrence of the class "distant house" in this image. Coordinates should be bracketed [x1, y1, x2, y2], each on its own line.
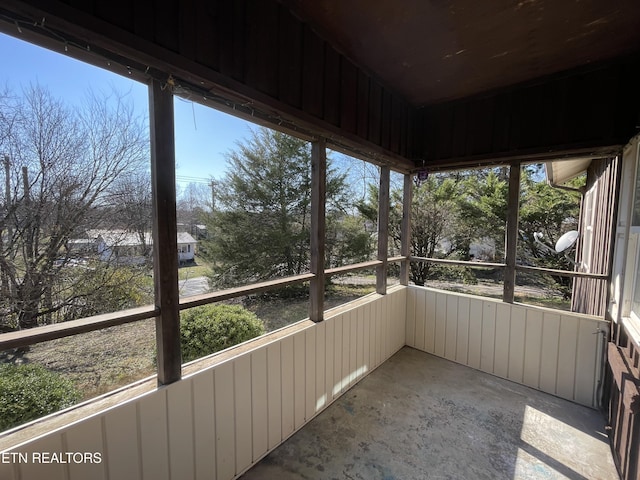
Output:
[69, 230, 197, 265]
[177, 232, 197, 264]
[68, 230, 149, 265]
[193, 224, 207, 239]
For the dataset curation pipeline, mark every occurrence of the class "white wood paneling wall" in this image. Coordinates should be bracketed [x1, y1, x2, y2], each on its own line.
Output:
[1, 287, 406, 480]
[405, 286, 608, 408]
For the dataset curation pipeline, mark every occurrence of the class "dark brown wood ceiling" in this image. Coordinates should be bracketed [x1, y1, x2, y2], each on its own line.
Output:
[282, 0, 640, 106]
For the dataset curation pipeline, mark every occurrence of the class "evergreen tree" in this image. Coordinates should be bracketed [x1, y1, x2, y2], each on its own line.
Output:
[203, 128, 363, 286]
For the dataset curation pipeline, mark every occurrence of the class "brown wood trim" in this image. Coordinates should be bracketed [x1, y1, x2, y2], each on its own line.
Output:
[178, 274, 315, 310]
[410, 256, 606, 279]
[414, 146, 623, 173]
[149, 79, 181, 385]
[400, 174, 412, 286]
[608, 342, 640, 413]
[388, 256, 405, 263]
[377, 166, 390, 294]
[325, 260, 383, 276]
[0, 305, 159, 351]
[309, 138, 327, 322]
[503, 163, 521, 303]
[410, 256, 506, 269]
[517, 265, 608, 280]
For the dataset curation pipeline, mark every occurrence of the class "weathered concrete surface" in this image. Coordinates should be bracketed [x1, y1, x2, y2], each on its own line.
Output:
[240, 347, 617, 480]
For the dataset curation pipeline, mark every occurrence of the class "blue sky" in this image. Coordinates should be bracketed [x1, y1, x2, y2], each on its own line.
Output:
[0, 31, 255, 186]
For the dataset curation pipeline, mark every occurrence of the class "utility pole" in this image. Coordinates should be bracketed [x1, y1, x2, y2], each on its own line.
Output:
[1, 156, 10, 298]
[210, 180, 215, 212]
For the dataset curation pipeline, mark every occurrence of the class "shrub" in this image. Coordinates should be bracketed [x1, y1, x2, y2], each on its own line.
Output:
[0, 364, 81, 431]
[180, 304, 265, 363]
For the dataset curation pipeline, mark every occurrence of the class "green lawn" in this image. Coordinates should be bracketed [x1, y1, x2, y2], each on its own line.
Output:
[178, 257, 212, 281]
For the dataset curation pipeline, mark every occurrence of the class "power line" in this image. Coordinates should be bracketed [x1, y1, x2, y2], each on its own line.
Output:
[175, 175, 212, 185]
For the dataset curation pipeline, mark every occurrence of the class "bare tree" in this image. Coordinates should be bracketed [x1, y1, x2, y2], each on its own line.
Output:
[110, 170, 153, 257]
[177, 181, 211, 234]
[0, 84, 148, 329]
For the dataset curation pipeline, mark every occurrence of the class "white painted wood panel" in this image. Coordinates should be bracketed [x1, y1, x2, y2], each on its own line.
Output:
[356, 307, 364, 382]
[315, 321, 327, 412]
[406, 286, 607, 408]
[192, 370, 216, 480]
[507, 306, 526, 384]
[19, 433, 67, 480]
[65, 416, 106, 480]
[251, 348, 268, 461]
[480, 301, 496, 373]
[341, 312, 351, 391]
[266, 343, 282, 449]
[332, 313, 343, 398]
[4, 288, 409, 480]
[522, 309, 543, 389]
[234, 355, 253, 474]
[494, 303, 511, 378]
[467, 298, 483, 370]
[305, 328, 317, 420]
[374, 301, 382, 368]
[167, 378, 195, 480]
[138, 391, 169, 480]
[350, 309, 358, 386]
[280, 336, 295, 438]
[445, 294, 458, 361]
[556, 314, 579, 400]
[324, 317, 335, 402]
[362, 303, 370, 374]
[414, 288, 426, 350]
[293, 331, 306, 429]
[539, 312, 561, 394]
[0, 456, 16, 480]
[456, 296, 470, 365]
[434, 292, 447, 357]
[425, 290, 437, 352]
[574, 319, 601, 406]
[368, 302, 376, 370]
[104, 403, 141, 480]
[406, 286, 416, 346]
[214, 362, 235, 480]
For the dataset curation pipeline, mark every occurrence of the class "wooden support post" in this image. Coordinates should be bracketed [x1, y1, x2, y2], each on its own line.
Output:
[377, 166, 390, 294]
[309, 138, 326, 322]
[400, 173, 412, 286]
[149, 79, 181, 385]
[503, 162, 521, 303]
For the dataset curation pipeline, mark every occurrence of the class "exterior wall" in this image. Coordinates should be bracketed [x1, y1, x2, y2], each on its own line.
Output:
[178, 242, 196, 262]
[0, 287, 406, 480]
[405, 286, 609, 408]
[605, 135, 640, 480]
[572, 157, 620, 316]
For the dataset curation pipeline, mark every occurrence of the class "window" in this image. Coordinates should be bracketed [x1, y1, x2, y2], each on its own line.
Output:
[618, 136, 640, 325]
[630, 153, 640, 320]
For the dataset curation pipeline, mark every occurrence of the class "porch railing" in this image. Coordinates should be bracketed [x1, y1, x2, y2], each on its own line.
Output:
[0, 258, 405, 352]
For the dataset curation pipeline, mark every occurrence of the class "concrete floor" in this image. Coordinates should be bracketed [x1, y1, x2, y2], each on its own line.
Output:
[240, 347, 618, 480]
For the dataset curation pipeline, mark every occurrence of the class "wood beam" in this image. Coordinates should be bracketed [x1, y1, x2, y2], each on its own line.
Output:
[377, 166, 390, 294]
[503, 162, 521, 303]
[400, 173, 412, 286]
[309, 138, 326, 322]
[149, 79, 181, 385]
